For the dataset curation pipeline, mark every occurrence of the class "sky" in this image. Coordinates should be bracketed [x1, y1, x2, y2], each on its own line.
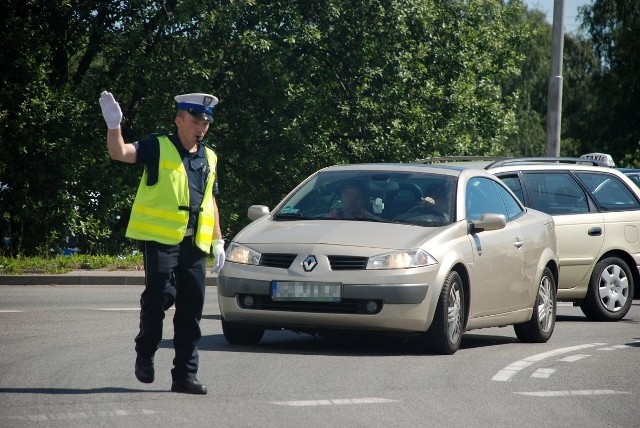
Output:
[522, 0, 593, 34]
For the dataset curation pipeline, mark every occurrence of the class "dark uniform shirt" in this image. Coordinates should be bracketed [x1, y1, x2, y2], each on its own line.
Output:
[133, 134, 218, 229]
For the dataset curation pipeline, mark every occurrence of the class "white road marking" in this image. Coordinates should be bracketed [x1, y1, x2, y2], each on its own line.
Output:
[0, 310, 22, 313]
[272, 398, 398, 407]
[597, 344, 630, 351]
[491, 343, 606, 381]
[8, 409, 158, 421]
[530, 368, 556, 378]
[558, 354, 590, 362]
[515, 390, 629, 397]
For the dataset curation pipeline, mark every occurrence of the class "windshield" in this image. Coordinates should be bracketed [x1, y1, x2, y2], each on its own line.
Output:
[274, 170, 456, 227]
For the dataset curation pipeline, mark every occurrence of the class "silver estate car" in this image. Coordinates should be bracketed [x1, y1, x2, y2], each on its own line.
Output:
[487, 159, 640, 321]
[217, 163, 559, 354]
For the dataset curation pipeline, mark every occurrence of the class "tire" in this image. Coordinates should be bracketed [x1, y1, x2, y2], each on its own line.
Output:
[514, 267, 556, 343]
[221, 317, 264, 345]
[422, 271, 464, 355]
[580, 257, 634, 321]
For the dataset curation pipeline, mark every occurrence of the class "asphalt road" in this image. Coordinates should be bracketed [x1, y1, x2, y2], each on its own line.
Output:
[1, 283, 639, 428]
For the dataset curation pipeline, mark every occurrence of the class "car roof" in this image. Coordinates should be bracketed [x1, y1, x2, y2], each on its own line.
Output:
[486, 162, 627, 177]
[414, 155, 609, 169]
[319, 162, 491, 177]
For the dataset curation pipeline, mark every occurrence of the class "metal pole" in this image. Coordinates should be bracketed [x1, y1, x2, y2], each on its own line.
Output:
[545, 0, 565, 157]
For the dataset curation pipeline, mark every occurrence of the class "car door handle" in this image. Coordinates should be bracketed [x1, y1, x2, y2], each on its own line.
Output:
[588, 227, 602, 236]
[514, 238, 524, 249]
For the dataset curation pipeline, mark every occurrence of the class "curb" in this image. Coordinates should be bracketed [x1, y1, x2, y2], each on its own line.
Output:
[0, 272, 218, 287]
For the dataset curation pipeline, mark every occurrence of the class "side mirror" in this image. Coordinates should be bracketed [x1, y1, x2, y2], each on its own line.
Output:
[248, 205, 270, 221]
[468, 213, 507, 233]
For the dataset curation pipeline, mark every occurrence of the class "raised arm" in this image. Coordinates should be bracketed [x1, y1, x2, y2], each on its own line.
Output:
[99, 91, 137, 164]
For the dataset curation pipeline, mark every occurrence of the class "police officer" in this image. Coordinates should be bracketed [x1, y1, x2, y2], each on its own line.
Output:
[99, 91, 226, 395]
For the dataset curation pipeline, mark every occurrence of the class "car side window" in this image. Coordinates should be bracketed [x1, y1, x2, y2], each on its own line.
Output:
[575, 172, 640, 211]
[466, 177, 508, 221]
[496, 183, 525, 220]
[499, 174, 525, 202]
[521, 172, 589, 215]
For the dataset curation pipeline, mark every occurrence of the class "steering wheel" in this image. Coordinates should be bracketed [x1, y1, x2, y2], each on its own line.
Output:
[405, 204, 448, 221]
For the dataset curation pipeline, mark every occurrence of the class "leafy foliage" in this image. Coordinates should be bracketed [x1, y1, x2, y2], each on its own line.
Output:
[0, 0, 636, 255]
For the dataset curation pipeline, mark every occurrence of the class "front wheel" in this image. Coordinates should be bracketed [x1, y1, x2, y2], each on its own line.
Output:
[580, 257, 634, 321]
[221, 317, 264, 345]
[514, 267, 556, 343]
[421, 271, 464, 355]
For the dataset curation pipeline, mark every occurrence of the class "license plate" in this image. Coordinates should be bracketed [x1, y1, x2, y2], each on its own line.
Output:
[271, 281, 342, 302]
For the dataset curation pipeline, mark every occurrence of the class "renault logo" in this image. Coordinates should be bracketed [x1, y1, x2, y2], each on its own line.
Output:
[302, 255, 318, 272]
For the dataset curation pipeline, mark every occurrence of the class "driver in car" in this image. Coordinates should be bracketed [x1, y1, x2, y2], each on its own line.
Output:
[326, 181, 380, 219]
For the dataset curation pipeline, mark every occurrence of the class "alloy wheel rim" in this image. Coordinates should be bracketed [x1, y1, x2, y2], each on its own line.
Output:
[447, 283, 462, 343]
[537, 276, 554, 333]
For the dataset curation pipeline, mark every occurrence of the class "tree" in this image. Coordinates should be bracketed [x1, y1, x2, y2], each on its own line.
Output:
[0, 0, 532, 254]
[580, 0, 640, 167]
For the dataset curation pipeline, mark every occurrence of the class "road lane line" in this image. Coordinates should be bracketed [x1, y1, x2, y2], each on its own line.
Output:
[597, 344, 630, 351]
[271, 398, 398, 407]
[530, 368, 556, 378]
[8, 409, 158, 422]
[558, 354, 590, 362]
[515, 390, 629, 397]
[491, 343, 606, 381]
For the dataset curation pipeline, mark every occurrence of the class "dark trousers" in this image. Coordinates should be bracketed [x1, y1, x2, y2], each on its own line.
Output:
[135, 237, 207, 381]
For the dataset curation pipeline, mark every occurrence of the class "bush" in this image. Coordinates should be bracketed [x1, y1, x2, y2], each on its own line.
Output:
[0, 253, 144, 274]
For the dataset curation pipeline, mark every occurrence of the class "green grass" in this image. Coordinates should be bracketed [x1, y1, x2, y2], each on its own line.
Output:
[0, 254, 145, 274]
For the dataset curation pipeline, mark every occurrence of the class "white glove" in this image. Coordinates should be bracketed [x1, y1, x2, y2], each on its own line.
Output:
[211, 239, 226, 274]
[99, 91, 123, 129]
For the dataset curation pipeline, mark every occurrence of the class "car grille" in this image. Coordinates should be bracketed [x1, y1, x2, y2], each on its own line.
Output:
[260, 253, 297, 268]
[328, 255, 368, 270]
[238, 294, 382, 315]
[257, 254, 369, 270]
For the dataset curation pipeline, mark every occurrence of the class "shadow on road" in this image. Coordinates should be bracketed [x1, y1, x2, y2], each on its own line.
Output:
[191, 329, 522, 357]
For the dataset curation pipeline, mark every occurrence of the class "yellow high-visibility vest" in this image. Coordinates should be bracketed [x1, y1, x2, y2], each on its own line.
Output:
[126, 135, 217, 253]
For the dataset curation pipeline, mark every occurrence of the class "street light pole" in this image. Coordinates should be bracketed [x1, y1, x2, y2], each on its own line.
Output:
[546, 0, 565, 157]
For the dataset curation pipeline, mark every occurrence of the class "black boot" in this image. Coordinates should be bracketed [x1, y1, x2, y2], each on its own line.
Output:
[134, 355, 155, 384]
[171, 378, 207, 395]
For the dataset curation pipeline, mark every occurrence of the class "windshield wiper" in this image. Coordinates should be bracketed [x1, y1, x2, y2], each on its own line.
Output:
[273, 212, 314, 220]
[342, 216, 392, 223]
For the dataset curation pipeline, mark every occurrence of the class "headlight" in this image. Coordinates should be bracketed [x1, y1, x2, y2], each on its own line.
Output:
[366, 249, 437, 270]
[226, 242, 261, 265]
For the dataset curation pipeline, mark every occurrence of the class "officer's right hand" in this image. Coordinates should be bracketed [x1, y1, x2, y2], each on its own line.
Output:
[99, 91, 123, 129]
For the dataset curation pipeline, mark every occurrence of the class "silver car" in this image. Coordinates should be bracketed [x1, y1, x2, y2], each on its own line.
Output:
[487, 159, 640, 321]
[217, 164, 559, 354]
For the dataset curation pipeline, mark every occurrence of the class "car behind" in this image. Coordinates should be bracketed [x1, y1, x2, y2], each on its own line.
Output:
[485, 158, 640, 321]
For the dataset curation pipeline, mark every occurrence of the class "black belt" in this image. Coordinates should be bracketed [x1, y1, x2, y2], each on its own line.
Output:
[184, 228, 195, 237]
[179, 205, 203, 213]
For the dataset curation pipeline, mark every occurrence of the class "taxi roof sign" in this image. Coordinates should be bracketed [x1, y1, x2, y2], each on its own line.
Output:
[580, 153, 615, 167]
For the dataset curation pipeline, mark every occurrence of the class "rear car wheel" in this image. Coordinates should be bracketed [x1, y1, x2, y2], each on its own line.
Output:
[514, 267, 556, 343]
[580, 257, 634, 321]
[423, 271, 464, 355]
[221, 317, 264, 345]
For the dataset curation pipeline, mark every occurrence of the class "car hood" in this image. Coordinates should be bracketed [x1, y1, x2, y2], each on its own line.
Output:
[234, 217, 443, 250]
